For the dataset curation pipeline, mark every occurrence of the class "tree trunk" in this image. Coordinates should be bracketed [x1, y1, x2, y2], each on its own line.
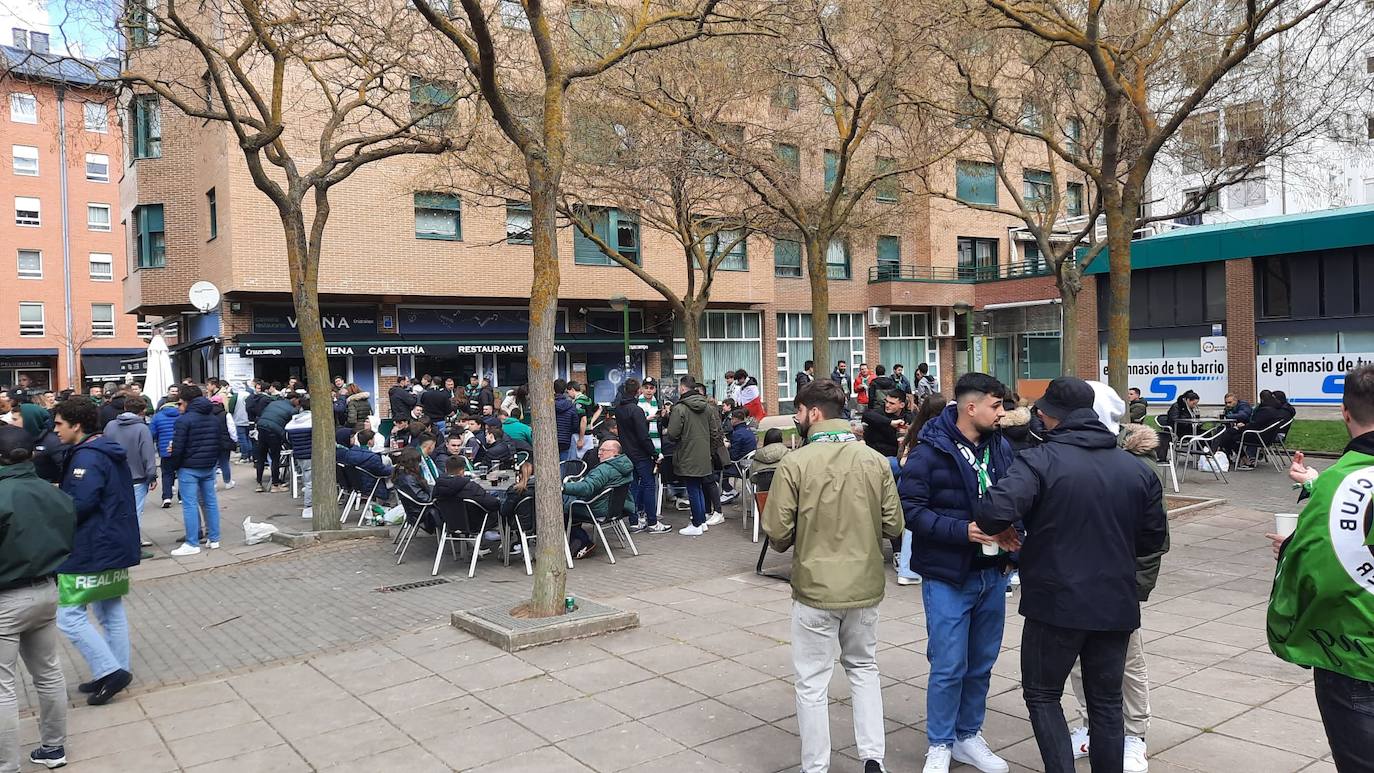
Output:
[1104, 206, 1133, 397]
[682, 303, 704, 383]
[1056, 268, 1080, 378]
[525, 168, 568, 618]
[281, 212, 340, 531]
[805, 236, 831, 381]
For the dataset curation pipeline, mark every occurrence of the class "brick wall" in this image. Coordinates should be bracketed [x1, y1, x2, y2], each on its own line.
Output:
[1074, 275, 1100, 378]
[1226, 259, 1257, 400]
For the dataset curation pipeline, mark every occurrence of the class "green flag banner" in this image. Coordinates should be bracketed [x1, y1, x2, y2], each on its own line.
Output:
[1268, 451, 1374, 682]
[57, 569, 130, 607]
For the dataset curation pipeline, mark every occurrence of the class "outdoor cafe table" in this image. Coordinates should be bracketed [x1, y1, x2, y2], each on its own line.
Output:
[468, 470, 519, 566]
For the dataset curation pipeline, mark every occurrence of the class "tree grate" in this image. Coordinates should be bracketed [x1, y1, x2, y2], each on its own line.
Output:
[375, 578, 451, 593]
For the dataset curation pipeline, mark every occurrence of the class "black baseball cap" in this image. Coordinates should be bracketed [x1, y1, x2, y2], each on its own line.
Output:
[1035, 377, 1095, 420]
[0, 425, 35, 464]
[642, 377, 656, 387]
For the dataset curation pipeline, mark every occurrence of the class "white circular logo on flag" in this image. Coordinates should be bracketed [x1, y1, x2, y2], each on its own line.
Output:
[1328, 466, 1374, 596]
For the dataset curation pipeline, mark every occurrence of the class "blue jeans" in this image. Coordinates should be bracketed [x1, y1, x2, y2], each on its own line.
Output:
[922, 566, 1008, 746]
[56, 598, 128, 680]
[178, 467, 222, 545]
[561, 445, 581, 462]
[132, 481, 149, 528]
[216, 451, 232, 484]
[237, 424, 254, 460]
[680, 476, 706, 527]
[896, 530, 921, 581]
[630, 458, 658, 525]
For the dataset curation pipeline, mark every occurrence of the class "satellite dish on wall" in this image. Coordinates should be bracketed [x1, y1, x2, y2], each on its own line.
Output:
[189, 281, 221, 313]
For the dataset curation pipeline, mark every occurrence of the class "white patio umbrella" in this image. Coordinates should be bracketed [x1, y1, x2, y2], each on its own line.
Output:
[144, 333, 174, 404]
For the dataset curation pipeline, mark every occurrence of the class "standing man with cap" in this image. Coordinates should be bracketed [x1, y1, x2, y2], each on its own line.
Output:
[764, 379, 903, 773]
[0, 425, 74, 770]
[975, 377, 1166, 773]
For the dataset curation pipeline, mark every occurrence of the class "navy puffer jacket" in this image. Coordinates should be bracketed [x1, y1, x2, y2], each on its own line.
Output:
[285, 412, 313, 461]
[58, 435, 140, 574]
[149, 404, 180, 458]
[170, 397, 230, 470]
[554, 395, 580, 451]
[898, 403, 1015, 585]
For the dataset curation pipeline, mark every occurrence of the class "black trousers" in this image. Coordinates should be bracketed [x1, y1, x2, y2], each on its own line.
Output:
[1021, 618, 1131, 773]
[255, 430, 284, 487]
[1315, 668, 1374, 773]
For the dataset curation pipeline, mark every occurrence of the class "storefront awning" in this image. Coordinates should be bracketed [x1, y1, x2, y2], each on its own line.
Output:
[169, 336, 219, 355]
[233, 333, 670, 358]
[81, 353, 141, 381]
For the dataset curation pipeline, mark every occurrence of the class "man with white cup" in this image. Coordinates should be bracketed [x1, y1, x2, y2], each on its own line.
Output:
[1267, 364, 1374, 772]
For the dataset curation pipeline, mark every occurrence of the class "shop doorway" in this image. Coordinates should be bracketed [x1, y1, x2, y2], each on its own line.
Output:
[255, 356, 350, 387]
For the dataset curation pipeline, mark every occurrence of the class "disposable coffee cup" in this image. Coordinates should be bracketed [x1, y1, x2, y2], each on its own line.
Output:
[981, 543, 1000, 557]
[1275, 513, 1299, 538]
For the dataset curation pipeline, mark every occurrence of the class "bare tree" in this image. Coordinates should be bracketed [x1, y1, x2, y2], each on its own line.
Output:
[100, 0, 472, 530]
[630, 0, 952, 375]
[410, 0, 762, 618]
[970, 0, 1374, 395]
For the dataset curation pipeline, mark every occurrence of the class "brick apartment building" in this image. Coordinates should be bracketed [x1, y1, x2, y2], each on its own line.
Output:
[2, 33, 146, 391]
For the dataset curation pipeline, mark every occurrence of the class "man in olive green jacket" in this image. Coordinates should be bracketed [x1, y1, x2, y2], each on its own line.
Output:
[664, 376, 715, 535]
[763, 380, 903, 773]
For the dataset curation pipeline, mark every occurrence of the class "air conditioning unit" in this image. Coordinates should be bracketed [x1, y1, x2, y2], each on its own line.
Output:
[866, 306, 891, 327]
[933, 306, 956, 337]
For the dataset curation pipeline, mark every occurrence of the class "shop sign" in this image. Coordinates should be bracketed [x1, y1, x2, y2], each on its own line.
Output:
[1257, 353, 1374, 405]
[252, 306, 376, 338]
[398, 307, 530, 335]
[1099, 338, 1228, 404]
[0, 359, 53, 369]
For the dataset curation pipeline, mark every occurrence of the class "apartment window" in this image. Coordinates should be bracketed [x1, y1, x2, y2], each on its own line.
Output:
[12, 29, 26, 48]
[875, 157, 898, 203]
[409, 77, 456, 129]
[876, 235, 901, 277]
[821, 80, 837, 116]
[91, 304, 115, 337]
[823, 150, 838, 193]
[1066, 182, 1085, 217]
[83, 102, 108, 133]
[85, 153, 110, 183]
[1367, 115, 1374, 141]
[1023, 169, 1052, 210]
[1366, 53, 1374, 74]
[207, 188, 217, 240]
[572, 207, 640, 265]
[773, 237, 802, 278]
[128, 0, 159, 46]
[12, 145, 37, 176]
[826, 238, 851, 280]
[17, 250, 41, 279]
[131, 95, 161, 159]
[1019, 100, 1043, 131]
[774, 143, 800, 179]
[1066, 117, 1083, 156]
[957, 236, 998, 273]
[772, 78, 799, 110]
[955, 160, 997, 205]
[1224, 101, 1264, 163]
[18, 304, 44, 337]
[14, 197, 39, 227]
[87, 203, 111, 231]
[414, 192, 461, 240]
[702, 228, 747, 271]
[1180, 111, 1220, 173]
[1183, 187, 1218, 213]
[134, 204, 165, 267]
[9, 94, 36, 124]
[1229, 172, 1267, 209]
[89, 252, 113, 281]
[505, 200, 533, 244]
[499, 0, 530, 29]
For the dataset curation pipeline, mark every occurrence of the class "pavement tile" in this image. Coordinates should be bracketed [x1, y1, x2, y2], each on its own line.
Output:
[360, 671, 465, 714]
[693, 629, 781, 658]
[326, 743, 454, 773]
[517, 640, 614, 671]
[1214, 707, 1332, 758]
[731, 644, 797, 680]
[1148, 685, 1254, 729]
[165, 719, 284, 768]
[468, 745, 594, 773]
[1263, 684, 1320, 719]
[308, 644, 406, 679]
[717, 680, 801, 723]
[698, 723, 801, 773]
[68, 717, 163, 755]
[618, 748, 748, 773]
[1173, 620, 1268, 649]
[65, 743, 180, 773]
[624, 641, 719, 674]
[596, 677, 708, 718]
[551, 656, 655, 695]
[1170, 666, 1295, 705]
[1158, 731, 1314, 773]
[1300, 760, 1338, 773]
[183, 743, 311, 773]
[476, 675, 584, 715]
[385, 625, 475, 657]
[442, 653, 546, 692]
[325, 654, 432, 694]
[64, 700, 147, 736]
[557, 720, 686, 772]
[264, 695, 379, 740]
[665, 659, 772, 697]
[1145, 634, 1247, 667]
[648, 615, 736, 642]
[513, 696, 632, 743]
[392, 694, 506, 740]
[880, 681, 927, 725]
[1143, 717, 1205, 754]
[149, 698, 261, 741]
[1215, 649, 1315, 684]
[137, 679, 238, 718]
[421, 717, 548, 769]
[409, 640, 505, 673]
[290, 716, 412, 768]
[590, 627, 676, 656]
[640, 698, 764, 747]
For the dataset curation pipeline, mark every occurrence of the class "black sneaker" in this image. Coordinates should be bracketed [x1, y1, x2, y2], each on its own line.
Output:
[864, 761, 884, 773]
[628, 523, 647, 534]
[646, 523, 672, 534]
[29, 745, 66, 768]
[87, 669, 131, 706]
[77, 676, 100, 693]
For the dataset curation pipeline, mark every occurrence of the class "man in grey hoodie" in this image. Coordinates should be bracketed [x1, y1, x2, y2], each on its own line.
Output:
[101, 397, 157, 549]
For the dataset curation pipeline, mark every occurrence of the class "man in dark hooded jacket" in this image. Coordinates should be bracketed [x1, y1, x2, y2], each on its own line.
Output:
[975, 377, 1166, 773]
[168, 386, 230, 556]
[612, 378, 667, 533]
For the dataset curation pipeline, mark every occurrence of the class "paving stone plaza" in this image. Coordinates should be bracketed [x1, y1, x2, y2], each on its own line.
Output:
[20, 462, 1338, 772]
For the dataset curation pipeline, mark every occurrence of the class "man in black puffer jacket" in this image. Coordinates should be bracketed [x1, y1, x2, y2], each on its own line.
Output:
[388, 376, 418, 420]
[611, 378, 665, 533]
[976, 377, 1166, 773]
[168, 386, 231, 557]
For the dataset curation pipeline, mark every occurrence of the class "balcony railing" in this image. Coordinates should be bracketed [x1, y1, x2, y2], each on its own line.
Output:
[868, 260, 1056, 284]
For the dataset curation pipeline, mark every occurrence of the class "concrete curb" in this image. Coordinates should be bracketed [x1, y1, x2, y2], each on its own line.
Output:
[452, 599, 638, 652]
[1166, 496, 1227, 517]
[269, 527, 392, 549]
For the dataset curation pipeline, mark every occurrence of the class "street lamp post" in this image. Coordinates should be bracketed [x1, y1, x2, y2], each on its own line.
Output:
[609, 294, 631, 377]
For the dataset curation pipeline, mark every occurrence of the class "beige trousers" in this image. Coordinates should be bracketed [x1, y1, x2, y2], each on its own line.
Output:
[1070, 627, 1150, 737]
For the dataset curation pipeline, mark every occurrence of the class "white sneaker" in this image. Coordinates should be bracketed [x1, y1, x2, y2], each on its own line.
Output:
[208, 541, 220, 549]
[952, 733, 1009, 773]
[1070, 726, 1090, 759]
[225, 480, 236, 489]
[1124, 735, 1148, 773]
[705, 512, 725, 526]
[897, 574, 922, 586]
[923, 744, 952, 773]
[720, 490, 739, 503]
[1009, 570, 1020, 587]
[170, 543, 201, 557]
[302, 507, 313, 520]
[678, 524, 704, 536]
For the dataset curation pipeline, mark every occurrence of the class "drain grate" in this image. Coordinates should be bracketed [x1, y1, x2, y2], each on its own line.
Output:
[375, 578, 451, 593]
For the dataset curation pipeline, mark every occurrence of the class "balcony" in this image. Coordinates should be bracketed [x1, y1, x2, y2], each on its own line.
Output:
[868, 259, 1056, 284]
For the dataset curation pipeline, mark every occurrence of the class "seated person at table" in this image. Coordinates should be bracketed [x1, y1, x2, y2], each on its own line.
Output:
[391, 448, 435, 532]
[581, 418, 616, 469]
[497, 451, 537, 557]
[1234, 391, 1289, 470]
[341, 429, 394, 503]
[562, 440, 635, 559]
[432, 456, 501, 538]
[1156, 390, 1201, 462]
[721, 408, 756, 499]
[388, 417, 412, 449]
[1222, 392, 1253, 423]
[749, 428, 790, 485]
[478, 423, 515, 466]
[499, 409, 533, 445]
[416, 434, 441, 484]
